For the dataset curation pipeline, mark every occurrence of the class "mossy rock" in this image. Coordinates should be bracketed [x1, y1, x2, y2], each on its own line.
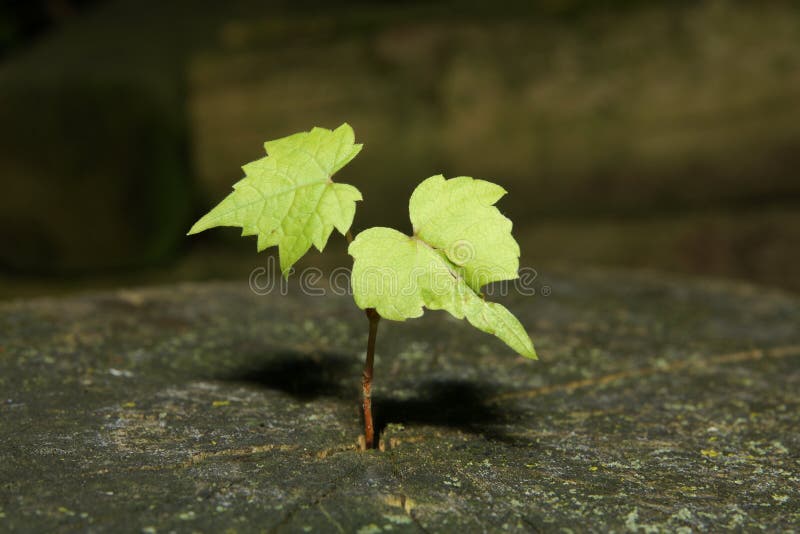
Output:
[1, 267, 798, 531]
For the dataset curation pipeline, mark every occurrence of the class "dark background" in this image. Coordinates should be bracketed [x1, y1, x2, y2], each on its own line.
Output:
[1, 0, 798, 299]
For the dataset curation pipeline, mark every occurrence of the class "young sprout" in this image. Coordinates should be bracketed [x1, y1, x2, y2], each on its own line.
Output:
[189, 124, 536, 449]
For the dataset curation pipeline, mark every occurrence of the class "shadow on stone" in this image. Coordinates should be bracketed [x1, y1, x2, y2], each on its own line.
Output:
[375, 380, 527, 445]
[221, 354, 529, 446]
[220, 351, 358, 401]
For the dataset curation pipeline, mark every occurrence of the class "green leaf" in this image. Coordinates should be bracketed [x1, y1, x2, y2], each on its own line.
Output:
[188, 123, 363, 274]
[349, 176, 536, 359]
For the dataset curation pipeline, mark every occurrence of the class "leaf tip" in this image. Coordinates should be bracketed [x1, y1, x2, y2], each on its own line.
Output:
[186, 221, 205, 236]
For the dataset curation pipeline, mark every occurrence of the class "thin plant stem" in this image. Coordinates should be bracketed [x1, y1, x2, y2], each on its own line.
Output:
[362, 307, 380, 449]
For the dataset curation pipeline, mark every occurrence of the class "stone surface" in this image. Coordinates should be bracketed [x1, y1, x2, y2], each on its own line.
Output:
[1, 268, 799, 531]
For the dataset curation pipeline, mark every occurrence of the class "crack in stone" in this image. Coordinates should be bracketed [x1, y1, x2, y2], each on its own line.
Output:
[271, 478, 349, 532]
[489, 344, 800, 403]
[90, 443, 298, 475]
[383, 444, 428, 533]
[318, 502, 346, 534]
[314, 442, 360, 459]
[184, 444, 297, 467]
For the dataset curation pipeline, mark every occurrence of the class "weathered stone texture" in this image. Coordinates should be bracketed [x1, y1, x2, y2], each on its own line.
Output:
[1, 268, 798, 531]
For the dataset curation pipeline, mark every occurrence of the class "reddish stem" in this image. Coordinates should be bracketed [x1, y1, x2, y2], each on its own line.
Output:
[362, 307, 380, 448]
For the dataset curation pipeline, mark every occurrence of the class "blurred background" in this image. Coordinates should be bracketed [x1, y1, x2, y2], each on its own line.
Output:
[1, 0, 798, 300]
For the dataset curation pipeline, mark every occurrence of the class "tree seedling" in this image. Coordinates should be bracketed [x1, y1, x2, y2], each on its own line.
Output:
[188, 124, 537, 449]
